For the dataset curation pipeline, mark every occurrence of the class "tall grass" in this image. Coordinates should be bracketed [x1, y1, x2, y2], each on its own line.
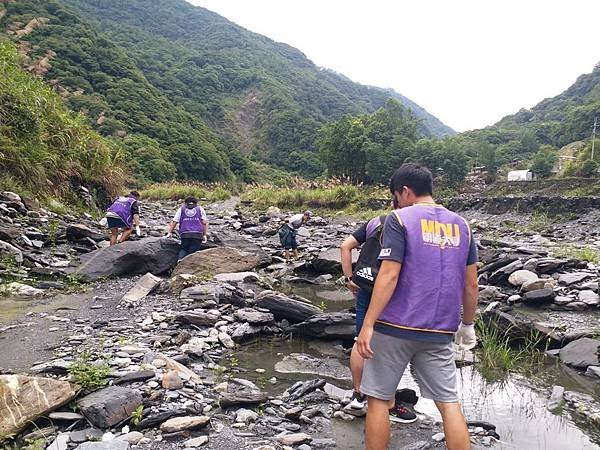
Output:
[0, 41, 124, 200]
[475, 319, 546, 382]
[242, 178, 388, 212]
[553, 245, 600, 264]
[141, 181, 232, 202]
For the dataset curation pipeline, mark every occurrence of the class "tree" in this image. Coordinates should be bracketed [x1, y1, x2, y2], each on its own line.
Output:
[530, 145, 558, 178]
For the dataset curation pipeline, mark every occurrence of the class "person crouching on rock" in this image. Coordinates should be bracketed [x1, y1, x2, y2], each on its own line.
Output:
[166, 196, 208, 262]
[105, 191, 141, 246]
[278, 210, 311, 263]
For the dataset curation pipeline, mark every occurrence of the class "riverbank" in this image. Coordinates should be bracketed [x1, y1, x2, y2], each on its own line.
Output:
[1, 191, 600, 449]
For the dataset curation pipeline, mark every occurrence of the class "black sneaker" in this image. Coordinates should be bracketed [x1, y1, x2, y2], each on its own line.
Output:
[348, 391, 367, 409]
[389, 404, 417, 423]
[395, 388, 418, 406]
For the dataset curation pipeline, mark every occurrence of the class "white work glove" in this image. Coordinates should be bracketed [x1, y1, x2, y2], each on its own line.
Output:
[165, 231, 172, 238]
[455, 322, 477, 350]
[135, 225, 141, 237]
[202, 235, 208, 244]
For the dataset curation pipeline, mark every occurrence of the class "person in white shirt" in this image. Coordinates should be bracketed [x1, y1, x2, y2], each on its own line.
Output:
[278, 210, 311, 263]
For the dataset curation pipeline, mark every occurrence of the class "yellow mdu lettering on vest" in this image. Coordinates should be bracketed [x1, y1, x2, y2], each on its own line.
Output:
[420, 220, 460, 248]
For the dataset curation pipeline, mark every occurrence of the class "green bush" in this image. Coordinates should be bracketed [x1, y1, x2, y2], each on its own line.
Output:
[141, 182, 232, 202]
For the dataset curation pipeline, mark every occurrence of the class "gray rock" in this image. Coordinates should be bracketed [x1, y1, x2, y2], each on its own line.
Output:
[547, 385, 564, 411]
[180, 281, 246, 307]
[231, 322, 264, 342]
[0, 375, 78, 438]
[235, 408, 259, 423]
[559, 338, 600, 369]
[489, 259, 523, 284]
[173, 246, 263, 277]
[70, 428, 104, 443]
[522, 279, 550, 292]
[0, 225, 19, 242]
[291, 313, 355, 340]
[522, 288, 555, 305]
[255, 290, 321, 323]
[121, 273, 161, 303]
[585, 366, 600, 378]
[234, 308, 274, 324]
[175, 310, 220, 327]
[0, 239, 23, 263]
[214, 272, 260, 283]
[47, 433, 69, 450]
[66, 224, 106, 242]
[478, 286, 501, 303]
[76, 442, 130, 450]
[77, 386, 142, 428]
[578, 290, 600, 306]
[508, 270, 538, 287]
[160, 415, 210, 432]
[113, 370, 155, 385]
[278, 433, 312, 446]
[219, 390, 268, 408]
[312, 248, 357, 274]
[275, 353, 351, 380]
[48, 412, 84, 421]
[184, 436, 209, 447]
[75, 237, 179, 280]
[558, 272, 593, 286]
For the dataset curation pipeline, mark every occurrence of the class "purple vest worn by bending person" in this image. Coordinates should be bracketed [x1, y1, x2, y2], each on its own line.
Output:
[107, 196, 136, 227]
[377, 204, 471, 334]
[178, 206, 204, 235]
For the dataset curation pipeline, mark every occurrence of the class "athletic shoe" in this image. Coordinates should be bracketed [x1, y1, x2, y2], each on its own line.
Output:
[389, 404, 417, 423]
[395, 388, 418, 406]
[348, 391, 367, 409]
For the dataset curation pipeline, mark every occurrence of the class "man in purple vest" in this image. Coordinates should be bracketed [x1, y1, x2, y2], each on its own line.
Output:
[357, 163, 478, 450]
[105, 191, 141, 246]
[166, 196, 208, 261]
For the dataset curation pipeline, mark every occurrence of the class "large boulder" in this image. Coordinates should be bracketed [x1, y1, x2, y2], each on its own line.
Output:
[214, 233, 271, 266]
[173, 247, 263, 277]
[77, 386, 142, 428]
[311, 248, 357, 274]
[523, 288, 555, 305]
[0, 240, 23, 264]
[0, 375, 78, 440]
[291, 312, 355, 340]
[74, 237, 179, 281]
[255, 290, 321, 323]
[559, 338, 600, 369]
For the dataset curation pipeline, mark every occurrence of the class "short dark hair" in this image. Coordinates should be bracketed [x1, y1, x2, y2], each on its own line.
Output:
[130, 191, 140, 199]
[185, 196, 198, 204]
[389, 163, 433, 197]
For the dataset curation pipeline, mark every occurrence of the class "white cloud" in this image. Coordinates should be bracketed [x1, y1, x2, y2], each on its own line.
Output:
[188, 0, 600, 132]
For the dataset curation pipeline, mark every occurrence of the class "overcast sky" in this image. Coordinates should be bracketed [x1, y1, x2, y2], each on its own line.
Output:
[188, 0, 599, 132]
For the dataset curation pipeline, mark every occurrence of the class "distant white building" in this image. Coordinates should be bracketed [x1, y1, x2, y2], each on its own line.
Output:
[507, 170, 536, 181]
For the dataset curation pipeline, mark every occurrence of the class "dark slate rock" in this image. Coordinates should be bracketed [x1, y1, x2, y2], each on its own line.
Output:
[291, 312, 355, 340]
[523, 288, 555, 305]
[113, 370, 156, 385]
[255, 290, 321, 323]
[77, 386, 142, 428]
[74, 237, 179, 281]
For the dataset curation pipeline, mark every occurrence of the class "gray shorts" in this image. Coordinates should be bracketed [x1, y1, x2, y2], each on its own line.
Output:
[360, 331, 458, 403]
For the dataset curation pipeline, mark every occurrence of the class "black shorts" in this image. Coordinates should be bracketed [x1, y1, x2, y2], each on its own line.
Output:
[107, 217, 129, 229]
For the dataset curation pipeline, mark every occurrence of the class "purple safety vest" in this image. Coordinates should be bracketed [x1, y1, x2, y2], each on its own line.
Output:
[377, 204, 471, 334]
[178, 206, 204, 235]
[107, 196, 136, 227]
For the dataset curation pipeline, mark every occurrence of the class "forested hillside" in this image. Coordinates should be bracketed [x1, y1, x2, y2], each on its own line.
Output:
[458, 64, 600, 178]
[0, 40, 124, 201]
[0, 0, 453, 183]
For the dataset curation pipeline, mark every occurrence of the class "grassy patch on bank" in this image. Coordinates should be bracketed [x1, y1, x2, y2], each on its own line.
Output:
[141, 182, 233, 202]
[476, 319, 546, 382]
[553, 245, 600, 264]
[242, 179, 389, 215]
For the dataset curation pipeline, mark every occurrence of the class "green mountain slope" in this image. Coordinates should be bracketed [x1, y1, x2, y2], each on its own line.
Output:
[1, 0, 242, 184]
[0, 40, 124, 201]
[10, 0, 452, 179]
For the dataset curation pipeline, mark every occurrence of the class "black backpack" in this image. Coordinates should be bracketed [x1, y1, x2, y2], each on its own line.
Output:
[352, 215, 387, 292]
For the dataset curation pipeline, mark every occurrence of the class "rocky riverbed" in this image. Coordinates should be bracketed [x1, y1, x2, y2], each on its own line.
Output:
[1, 191, 600, 449]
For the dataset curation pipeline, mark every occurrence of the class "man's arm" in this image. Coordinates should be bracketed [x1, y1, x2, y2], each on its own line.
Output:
[356, 260, 401, 359]
[462, 264, 478, 324]
[202, 220, 209, 238]
[167, 221, 177, 233]
[340, 235, 360, 294]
